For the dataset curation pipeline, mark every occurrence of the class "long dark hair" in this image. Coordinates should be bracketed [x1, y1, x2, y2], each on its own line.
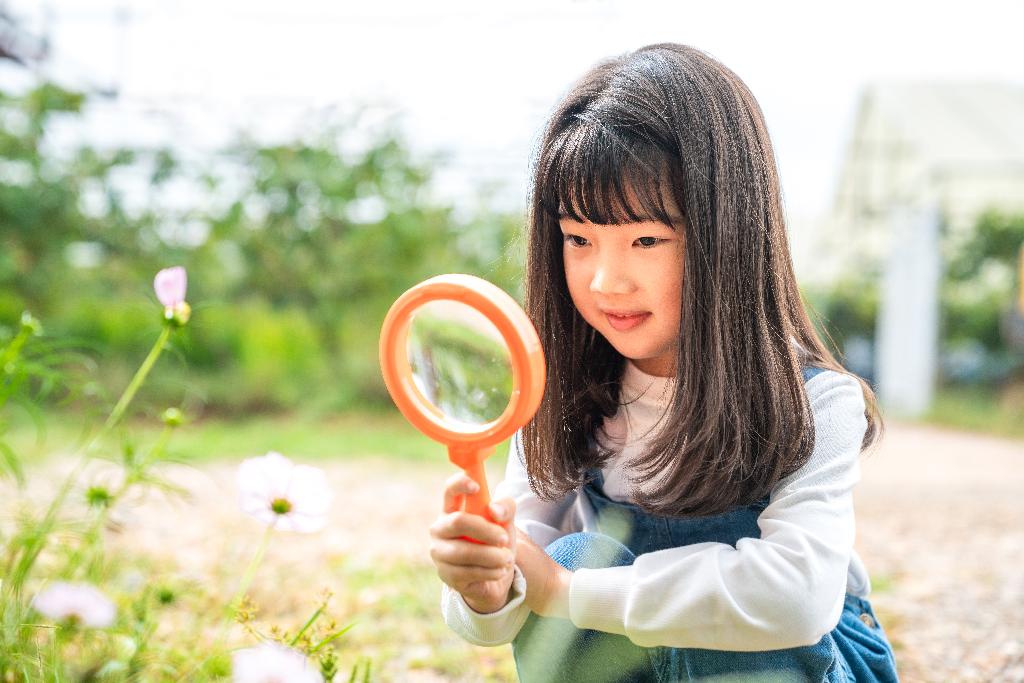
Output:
[521, 43, 882, 517]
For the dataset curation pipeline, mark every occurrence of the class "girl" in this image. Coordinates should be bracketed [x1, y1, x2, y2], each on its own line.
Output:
[428, 43, 899, 682]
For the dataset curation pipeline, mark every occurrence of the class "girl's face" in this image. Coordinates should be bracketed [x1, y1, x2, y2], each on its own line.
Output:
[560, 218, 685, 377]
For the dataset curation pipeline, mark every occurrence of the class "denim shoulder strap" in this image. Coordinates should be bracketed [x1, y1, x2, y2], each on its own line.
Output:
[801, 365, 827, 383]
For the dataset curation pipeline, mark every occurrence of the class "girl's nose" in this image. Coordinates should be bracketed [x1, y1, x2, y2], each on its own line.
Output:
[590, 260, 635, 295]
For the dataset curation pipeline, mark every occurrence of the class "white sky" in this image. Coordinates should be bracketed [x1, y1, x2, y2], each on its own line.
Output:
[8, 0, 1024, 274]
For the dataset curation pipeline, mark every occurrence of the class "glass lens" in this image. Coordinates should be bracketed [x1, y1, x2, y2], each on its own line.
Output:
[406, 300, 513, 426]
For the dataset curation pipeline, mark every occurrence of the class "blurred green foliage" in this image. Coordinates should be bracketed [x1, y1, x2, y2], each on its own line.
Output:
[805, 209, 1024, 386]
[0, 81, 524, 416]
[803, 272, 880, 364]
[408, 313, 514, 424]
[942, 210, 1024, 355]
[0, 83, 156, 320]
[11, 79, 1018, 414]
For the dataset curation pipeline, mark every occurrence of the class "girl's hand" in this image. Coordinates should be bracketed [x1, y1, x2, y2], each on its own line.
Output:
[429, 472, 517, 614]
[514, 532, 573, 619]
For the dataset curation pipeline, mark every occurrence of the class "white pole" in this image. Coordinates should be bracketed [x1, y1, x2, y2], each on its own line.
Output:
[876, 202, 942, 417]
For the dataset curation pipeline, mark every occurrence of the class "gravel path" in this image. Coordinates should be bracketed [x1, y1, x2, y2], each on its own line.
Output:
[10, 421, 1023, 682]
[852, 423, 1024, 682]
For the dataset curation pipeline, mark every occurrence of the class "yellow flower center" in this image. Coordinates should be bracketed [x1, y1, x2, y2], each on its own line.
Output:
[270, 498, 293, 515]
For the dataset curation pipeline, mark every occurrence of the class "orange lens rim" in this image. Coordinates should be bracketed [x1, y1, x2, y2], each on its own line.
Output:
[379, 274, 545, 448]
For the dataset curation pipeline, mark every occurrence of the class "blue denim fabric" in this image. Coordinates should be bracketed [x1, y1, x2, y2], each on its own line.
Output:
[511, 367, 900, 682]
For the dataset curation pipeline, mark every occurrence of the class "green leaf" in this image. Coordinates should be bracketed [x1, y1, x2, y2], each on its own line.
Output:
[309, 621, 357, 655]
[0, 438, 24, 485]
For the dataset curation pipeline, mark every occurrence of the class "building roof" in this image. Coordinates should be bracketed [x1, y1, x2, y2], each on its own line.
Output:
[858, 81, 1024, 170]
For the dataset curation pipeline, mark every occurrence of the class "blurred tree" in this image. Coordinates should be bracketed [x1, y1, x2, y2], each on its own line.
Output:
[802, 272, 880, 377]
[190, 125, 523, 408]
[806, 209, 1024, 386]
[1, 78, 526, 413]
[1, 2, 48, 65]
[942, 209, 1024, 353]
[0, 78, 186, 331]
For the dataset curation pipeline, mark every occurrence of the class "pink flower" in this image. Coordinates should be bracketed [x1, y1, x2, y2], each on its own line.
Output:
[237, 452, 332, 533]
[154, 266, 191, 326]
[232, 642, 322, 683]
[154, 266, 187, 307]
[31, 581, 116, 628]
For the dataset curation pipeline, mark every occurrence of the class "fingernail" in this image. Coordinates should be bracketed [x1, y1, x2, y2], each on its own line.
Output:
[498, 533, 509, 545]
[490, 503, 505, 520]
[468, 481, 480, 493]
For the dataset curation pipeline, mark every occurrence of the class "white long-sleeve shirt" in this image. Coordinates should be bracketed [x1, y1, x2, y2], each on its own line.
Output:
[442, 362, 872, 651]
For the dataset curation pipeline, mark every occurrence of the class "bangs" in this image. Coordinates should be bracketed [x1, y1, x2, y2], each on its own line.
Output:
[539, 115, 685, 228]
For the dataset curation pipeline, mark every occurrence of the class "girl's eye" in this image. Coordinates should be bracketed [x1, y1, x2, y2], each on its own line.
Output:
[636, 237, 662, 248]
[564, 234, 588, 247]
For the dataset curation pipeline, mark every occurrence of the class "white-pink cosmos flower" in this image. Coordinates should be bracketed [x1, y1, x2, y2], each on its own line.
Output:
[154, 266, 191, 326]
[237, 452, 332, 533]
[31, 581, 116, 628]
[154, 266, 187, 307]
[232, 642, 322, 683]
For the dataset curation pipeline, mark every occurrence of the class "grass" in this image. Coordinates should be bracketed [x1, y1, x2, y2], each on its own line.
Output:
[2, 406, 518, 682]
[869, 573, 896, 594]
[919, 384, 1024, 441]
[327, 556, 518, 681]
[5, 407, 512, 467]
[4, 386, 1013, 681]
[58, 546, 520, 681]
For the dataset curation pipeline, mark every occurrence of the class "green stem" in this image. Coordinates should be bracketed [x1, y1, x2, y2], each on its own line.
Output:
[62, 418, 178, 582]
[176, 523, 275, 682]
[0, 322, 31, 368]
[95, 421, 173, 534]
[148, 423, 174, 463]
[4, 325, 174, 600]
[289, 604, 325, 647]
[220, 523, 275, 640]
[309, 621, 357, 655]
[102, 326, 172, 434]
[0, 323, 34, 414]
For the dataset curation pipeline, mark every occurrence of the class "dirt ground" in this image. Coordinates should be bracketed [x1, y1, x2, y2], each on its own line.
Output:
[13, 421, 1024, 682]
[849, 422, 1023, 682]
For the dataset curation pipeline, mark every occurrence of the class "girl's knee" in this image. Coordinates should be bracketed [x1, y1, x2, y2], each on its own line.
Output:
[544, 532, 636, 571]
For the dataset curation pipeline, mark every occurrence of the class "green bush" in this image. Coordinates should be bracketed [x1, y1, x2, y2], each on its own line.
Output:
[802, 275, 879, 361]
[805, 208, 1024, 386]
[2, 80, 527, 415]
[237, 302, 327, 404]
[0, 303, 367, 681]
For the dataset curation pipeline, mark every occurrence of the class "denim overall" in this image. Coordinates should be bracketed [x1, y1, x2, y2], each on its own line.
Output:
[512, 368, 900, 682]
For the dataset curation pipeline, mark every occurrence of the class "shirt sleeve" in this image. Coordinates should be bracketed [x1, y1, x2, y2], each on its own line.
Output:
[568, 370, 868, 651]
[440, 431, 580, 646]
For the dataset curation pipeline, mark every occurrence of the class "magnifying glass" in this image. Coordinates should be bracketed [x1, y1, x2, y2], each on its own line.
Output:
[379, 274, 545, 527]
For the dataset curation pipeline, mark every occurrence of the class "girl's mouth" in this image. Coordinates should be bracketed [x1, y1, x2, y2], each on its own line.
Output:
[605, 312, 650, 331]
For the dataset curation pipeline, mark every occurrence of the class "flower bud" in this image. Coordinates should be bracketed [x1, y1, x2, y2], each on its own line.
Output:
[86, 486, 114, 509]
[156, 586, 176, 605]
[113, 634, 137, 661]
[161, 407, 184, 427]
[319, 650, 339, 681]
[20, 311, 42, 336]
[163, 301, 191, 327]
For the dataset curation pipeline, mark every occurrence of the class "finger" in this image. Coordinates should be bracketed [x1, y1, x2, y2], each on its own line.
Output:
[431, 511, 509, 547]
[488, 498, 517, 545]
[445, 564, 511, 586]
[438, 565, 509, 593]
[443, 472, 481, 514]
[488, 497, 516, 524]
[430, 538, 515, 568]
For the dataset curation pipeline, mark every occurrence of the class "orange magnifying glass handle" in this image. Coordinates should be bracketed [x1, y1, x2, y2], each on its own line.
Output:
[380, 274, 545, 542]
[451, 445, 495, 519]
